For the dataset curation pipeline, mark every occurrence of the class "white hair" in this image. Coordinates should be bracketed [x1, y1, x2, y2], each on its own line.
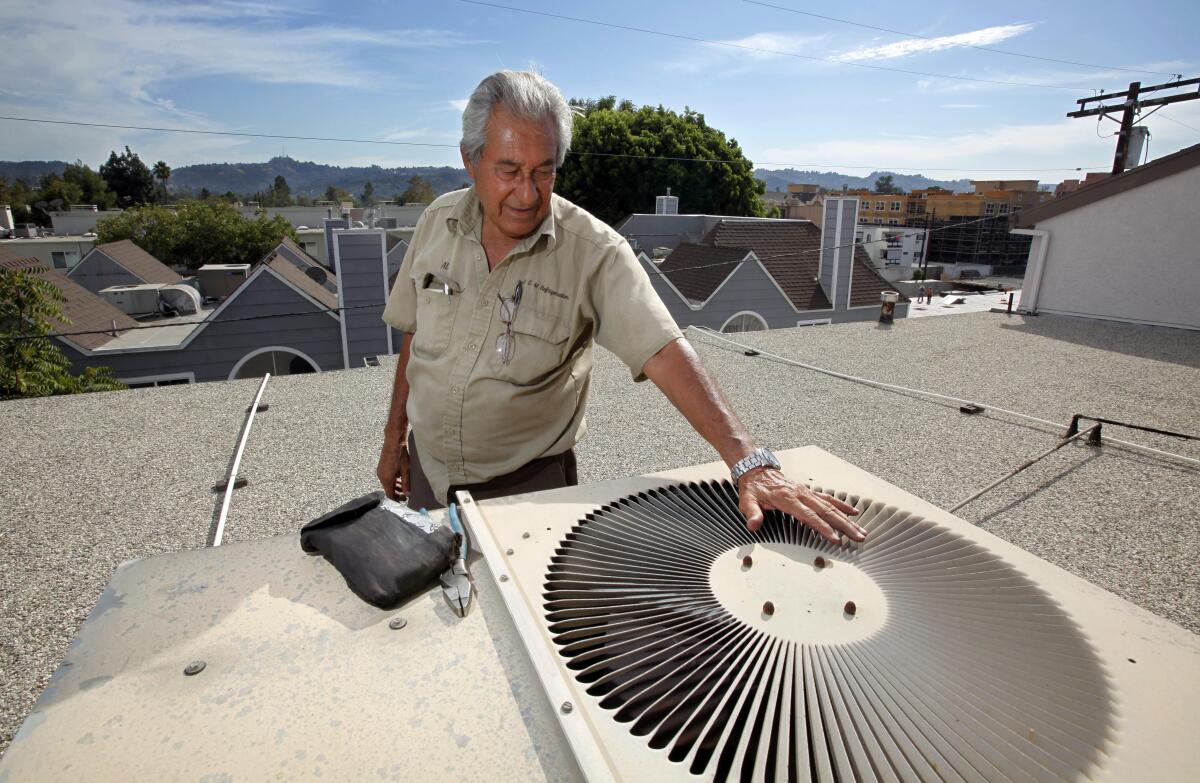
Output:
[460, 70, 574, 167]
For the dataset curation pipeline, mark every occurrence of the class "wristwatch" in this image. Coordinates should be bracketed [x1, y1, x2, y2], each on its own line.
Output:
[730, 448, 781, 486]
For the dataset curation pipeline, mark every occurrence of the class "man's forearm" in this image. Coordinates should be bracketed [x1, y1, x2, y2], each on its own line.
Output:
[642, 338, 755, 467]
[383, 333, 412, 445]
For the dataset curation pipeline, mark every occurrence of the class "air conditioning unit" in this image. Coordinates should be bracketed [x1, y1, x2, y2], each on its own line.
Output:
[456, 447, 1200, 782]
[196, 264, 251, 299]
[98, 283, 167, 315]
[158, 283, 203, 316]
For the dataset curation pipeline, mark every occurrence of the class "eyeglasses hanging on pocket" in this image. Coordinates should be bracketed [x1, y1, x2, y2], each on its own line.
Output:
[496, 280, 523, 365]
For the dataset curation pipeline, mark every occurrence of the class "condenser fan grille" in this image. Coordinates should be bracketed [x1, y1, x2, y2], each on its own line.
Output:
[543, 480, 1115, 782]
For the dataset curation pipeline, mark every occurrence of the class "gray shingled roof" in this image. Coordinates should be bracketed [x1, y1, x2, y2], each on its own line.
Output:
[655, 243, 747, 303]
[263, 254, 339, 312]
[705, 220, 833, 310]
[89, 240, 182, 285]
[702, 219, 904, 309]
[1, 255, 138, 351]
[262, 238, 337, 294]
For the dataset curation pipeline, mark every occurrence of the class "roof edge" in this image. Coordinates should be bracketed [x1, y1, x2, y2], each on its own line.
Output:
[1016, 142, 1200, 227]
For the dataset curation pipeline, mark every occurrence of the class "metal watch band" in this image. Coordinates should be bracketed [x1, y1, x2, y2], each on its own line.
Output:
[730, 448, 781, 485]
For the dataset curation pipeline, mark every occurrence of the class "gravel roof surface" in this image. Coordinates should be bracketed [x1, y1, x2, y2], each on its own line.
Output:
[2, 310, 1198, 756]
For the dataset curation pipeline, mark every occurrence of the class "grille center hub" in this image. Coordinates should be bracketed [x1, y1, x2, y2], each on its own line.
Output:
[708, 542, 887, 644]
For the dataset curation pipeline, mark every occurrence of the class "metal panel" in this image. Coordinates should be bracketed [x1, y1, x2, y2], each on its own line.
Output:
[0, 530, 582, 782]
[459, 447, 1200, 782]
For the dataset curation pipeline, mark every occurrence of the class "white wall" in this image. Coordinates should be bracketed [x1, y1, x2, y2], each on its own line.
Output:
[1022, 165, 1200, 330]
[49, 210, 123, 235]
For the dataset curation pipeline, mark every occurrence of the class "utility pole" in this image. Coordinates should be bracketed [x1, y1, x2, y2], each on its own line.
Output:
[1068, 77, 1200, 174]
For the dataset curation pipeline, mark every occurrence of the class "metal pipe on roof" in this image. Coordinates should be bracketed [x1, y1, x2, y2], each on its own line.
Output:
[949, 425, 1099, 512]
[208, 373, 270, 547]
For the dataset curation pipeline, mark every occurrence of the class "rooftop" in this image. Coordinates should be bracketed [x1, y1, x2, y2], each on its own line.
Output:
[1, 311, 1197, 754]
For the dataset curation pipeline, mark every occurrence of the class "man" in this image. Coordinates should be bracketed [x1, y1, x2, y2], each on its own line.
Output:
[378, 70, 864, 544]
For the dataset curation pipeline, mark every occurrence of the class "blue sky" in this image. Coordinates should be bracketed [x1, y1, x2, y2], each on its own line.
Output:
[2, 0, 1197, 182]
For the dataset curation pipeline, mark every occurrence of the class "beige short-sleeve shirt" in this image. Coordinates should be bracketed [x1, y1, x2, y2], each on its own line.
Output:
[382, 187, 683, 503]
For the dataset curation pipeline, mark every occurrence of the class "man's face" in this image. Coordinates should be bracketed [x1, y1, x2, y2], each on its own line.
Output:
[463, 104, 557, 242]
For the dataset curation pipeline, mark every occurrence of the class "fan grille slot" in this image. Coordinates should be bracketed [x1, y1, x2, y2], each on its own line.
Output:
[543, 480, 1115, 782]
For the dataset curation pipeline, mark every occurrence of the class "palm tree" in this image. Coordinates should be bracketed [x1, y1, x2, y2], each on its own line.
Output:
[152, 160, 171, 203]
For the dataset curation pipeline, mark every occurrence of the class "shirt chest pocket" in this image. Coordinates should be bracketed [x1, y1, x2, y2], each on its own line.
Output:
[495, 306, 572, 385]
[409, 272, 460, 358]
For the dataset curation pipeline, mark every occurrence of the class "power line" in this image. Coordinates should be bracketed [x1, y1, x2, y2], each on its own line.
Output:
[460, 0, 1088, 91]
[1158, 111, 1200, 134]
[741, 0, 1180, 77]
[0, 115, 1108, 173]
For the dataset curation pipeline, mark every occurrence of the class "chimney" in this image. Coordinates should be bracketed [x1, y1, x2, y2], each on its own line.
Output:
[330, 227, 393, 369]
[0, 205, 13, 232]
[655, 188, 679, 215]
[817, 197, 858, 311]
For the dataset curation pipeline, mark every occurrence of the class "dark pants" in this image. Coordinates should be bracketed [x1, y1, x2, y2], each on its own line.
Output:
[405, 433, 577, 510]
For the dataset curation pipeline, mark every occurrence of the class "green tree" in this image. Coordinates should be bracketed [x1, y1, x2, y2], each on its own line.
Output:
[199, 187, 212, 201]
[96, 200, 296, 269]
[324, 185, 353, 204]
[271, 175, 291, 206]
[62, 161, 118, 209]
[152, 160, 171, 202]
[100, 146, 157, 206]
[0, 267, 124, 399]
[555, 98, 765, 224]
[399, 175, 435, 204]
[361, 180, 375, 205]
[874, 174, 902, 194]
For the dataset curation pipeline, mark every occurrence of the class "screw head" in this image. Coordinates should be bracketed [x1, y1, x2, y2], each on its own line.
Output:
[388, 616, 407, 630]
[184, 660, 206, 676]
[741, 555, 753, 568]
[844, 601, 857, 616]
[560, 701, 574, 714]
[762, 601, 775, 616]
[814, 556, 826, 569]
[505, 548, 514, 555]
[499, 574, 509, 582]
[522, 532, 531, 539]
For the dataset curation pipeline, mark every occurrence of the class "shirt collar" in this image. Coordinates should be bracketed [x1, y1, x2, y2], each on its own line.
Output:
[447, 186, 559, 253]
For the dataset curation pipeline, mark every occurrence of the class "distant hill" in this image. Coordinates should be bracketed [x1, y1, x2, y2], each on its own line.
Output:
[755, 168, 972, 194]
[3, 159, 981, 200]
[0, 160, 70, 185]
[167, 157, 470, 199]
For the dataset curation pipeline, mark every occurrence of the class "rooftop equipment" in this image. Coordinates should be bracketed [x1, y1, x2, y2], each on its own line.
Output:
[98, 283, 168, 316]
[158, 284, 202, 316]
[2, 449, 1196, 780]
[196, 264, 251, 299]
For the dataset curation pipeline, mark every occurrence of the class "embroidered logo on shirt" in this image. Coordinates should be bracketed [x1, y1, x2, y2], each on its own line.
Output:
[526, 280, 569, 300]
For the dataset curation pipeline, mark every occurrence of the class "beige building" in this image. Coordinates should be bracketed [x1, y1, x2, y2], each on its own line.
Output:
[0, 235, 96, 270]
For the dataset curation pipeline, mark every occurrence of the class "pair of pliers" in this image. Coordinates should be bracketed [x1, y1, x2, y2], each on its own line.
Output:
[439, 503, 473, 617]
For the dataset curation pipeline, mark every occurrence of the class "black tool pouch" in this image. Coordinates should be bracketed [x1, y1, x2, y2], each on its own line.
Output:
[300, 491, 457, 609]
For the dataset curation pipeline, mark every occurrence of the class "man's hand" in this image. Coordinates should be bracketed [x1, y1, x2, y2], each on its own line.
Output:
[738, 468, 865, 544]
[376, 440, 410, 502]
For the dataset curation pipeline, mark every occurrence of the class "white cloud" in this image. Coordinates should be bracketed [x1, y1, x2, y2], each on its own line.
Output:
[755, 107, 1200, 179]
[0, 0, 483, 165]
[449, 99, 470, 111]
[668, 32, 828, 73]
[833, 23, 1035, 62]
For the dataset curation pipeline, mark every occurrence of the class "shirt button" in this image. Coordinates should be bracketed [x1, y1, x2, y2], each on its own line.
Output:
[424, 295, 431, 304]
[466, 343, 476, 351]
[450, 385, 460, 393]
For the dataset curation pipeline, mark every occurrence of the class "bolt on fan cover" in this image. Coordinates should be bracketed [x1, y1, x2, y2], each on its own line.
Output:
[544, 480, 1114, 782]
